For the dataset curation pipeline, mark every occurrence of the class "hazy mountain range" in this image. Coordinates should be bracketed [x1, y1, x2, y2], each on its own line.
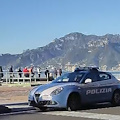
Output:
[1, 32, 120, 70]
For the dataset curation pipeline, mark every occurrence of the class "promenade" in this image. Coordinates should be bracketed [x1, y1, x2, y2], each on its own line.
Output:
[0, 79, 50, 114]
[0, 79, 49, 104]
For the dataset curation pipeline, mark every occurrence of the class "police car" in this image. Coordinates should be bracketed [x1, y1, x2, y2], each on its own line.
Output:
[28, 67, 120, 111]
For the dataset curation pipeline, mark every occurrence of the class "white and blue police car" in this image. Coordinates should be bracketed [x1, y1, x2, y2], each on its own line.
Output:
[28, 67, 120, 111]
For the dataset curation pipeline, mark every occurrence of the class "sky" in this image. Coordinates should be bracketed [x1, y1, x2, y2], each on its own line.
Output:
[0, 0, 120, 54]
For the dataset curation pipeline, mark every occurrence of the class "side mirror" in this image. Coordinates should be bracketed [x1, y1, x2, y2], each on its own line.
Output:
[85, 78, 92, 84]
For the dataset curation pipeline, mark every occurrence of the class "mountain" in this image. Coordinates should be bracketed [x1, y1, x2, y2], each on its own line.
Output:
[1, 32, 120, 70]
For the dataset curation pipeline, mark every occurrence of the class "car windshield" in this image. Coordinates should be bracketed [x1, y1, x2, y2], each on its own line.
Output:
[52, 72, 84, 83]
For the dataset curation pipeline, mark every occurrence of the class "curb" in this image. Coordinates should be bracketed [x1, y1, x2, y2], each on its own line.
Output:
[1, 102, 28, 106]
[0, 105, 11, 114]
[0, 102, 35, 114]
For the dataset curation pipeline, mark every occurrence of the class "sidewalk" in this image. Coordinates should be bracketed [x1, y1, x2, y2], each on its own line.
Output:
[0, 81, 49, 113]
[0, 81, 48, 104]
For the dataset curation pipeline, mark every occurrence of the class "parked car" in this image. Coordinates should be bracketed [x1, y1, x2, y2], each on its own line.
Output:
[28, 67, 120, 111]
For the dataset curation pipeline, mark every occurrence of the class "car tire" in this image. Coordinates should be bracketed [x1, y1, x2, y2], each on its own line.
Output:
[112, 90, 120, 106]
[67, 94, 80, 111]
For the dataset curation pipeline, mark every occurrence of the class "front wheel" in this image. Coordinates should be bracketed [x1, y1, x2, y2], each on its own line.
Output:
[67, 94, 81, 111]
[112, 90, 120, 106]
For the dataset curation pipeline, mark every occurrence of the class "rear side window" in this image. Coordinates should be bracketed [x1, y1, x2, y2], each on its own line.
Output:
[99, 72, 111, 81]
[82, 72, 99, 83]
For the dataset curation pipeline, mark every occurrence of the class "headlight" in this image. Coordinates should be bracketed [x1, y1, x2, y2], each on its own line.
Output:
[51, 87, 63, 95]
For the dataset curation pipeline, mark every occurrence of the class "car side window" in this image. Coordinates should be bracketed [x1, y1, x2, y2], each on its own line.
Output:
[98, 72, 111, 81]
[74, 73, 84, 82]
[82, 72, 99, 83]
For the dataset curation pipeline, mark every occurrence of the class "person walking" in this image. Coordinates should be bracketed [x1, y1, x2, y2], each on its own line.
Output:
[45, 68, 49, 80]
[9, 65, 14, 83]
[54, 68, 57, 79]
[23, 67, 29, 77]
[58, 68, 62, 76]
[37, 67, 41, 78]
[29, 66, 34, 77]
[9, 65, 14, 77]
[17, 67, 22, 78]
[0, 66, 3, 82]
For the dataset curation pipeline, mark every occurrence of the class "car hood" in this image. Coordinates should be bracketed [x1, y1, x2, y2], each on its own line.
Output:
[34, 82, 79, 95]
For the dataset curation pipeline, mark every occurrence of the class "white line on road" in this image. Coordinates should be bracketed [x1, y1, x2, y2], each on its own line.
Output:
[42, 111, 120, 120]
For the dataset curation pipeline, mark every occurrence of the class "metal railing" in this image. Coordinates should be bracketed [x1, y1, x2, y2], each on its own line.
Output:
[0, 71, 51, 84]
[0, 71, 120, 84]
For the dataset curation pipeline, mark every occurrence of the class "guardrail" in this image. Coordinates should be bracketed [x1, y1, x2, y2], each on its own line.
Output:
[0, 71, 52, 84]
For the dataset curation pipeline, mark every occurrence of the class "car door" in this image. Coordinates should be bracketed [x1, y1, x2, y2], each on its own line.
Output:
[96, 72, 113, 102]
[80, 71, 102, 104]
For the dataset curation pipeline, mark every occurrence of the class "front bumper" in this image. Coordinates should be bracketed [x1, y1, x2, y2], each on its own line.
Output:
[28, 89, 68, 108]
[28, 100, 57, 107]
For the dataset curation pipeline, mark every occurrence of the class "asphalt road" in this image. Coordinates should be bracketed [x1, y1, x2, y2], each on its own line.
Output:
[1, 103, 120, 120]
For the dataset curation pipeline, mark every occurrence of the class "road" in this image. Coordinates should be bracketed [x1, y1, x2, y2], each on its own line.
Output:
[0, 103, 120, 120]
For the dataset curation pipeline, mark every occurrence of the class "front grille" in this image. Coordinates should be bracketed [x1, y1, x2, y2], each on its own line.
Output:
[35, 93, 40, 102]
[38, 101, 57, 106]
[39, 101, 49, 105]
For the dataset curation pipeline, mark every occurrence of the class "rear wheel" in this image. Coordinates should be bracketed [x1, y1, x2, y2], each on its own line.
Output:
[67, 94, 81, 111]
[112, 90, 120, 106]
